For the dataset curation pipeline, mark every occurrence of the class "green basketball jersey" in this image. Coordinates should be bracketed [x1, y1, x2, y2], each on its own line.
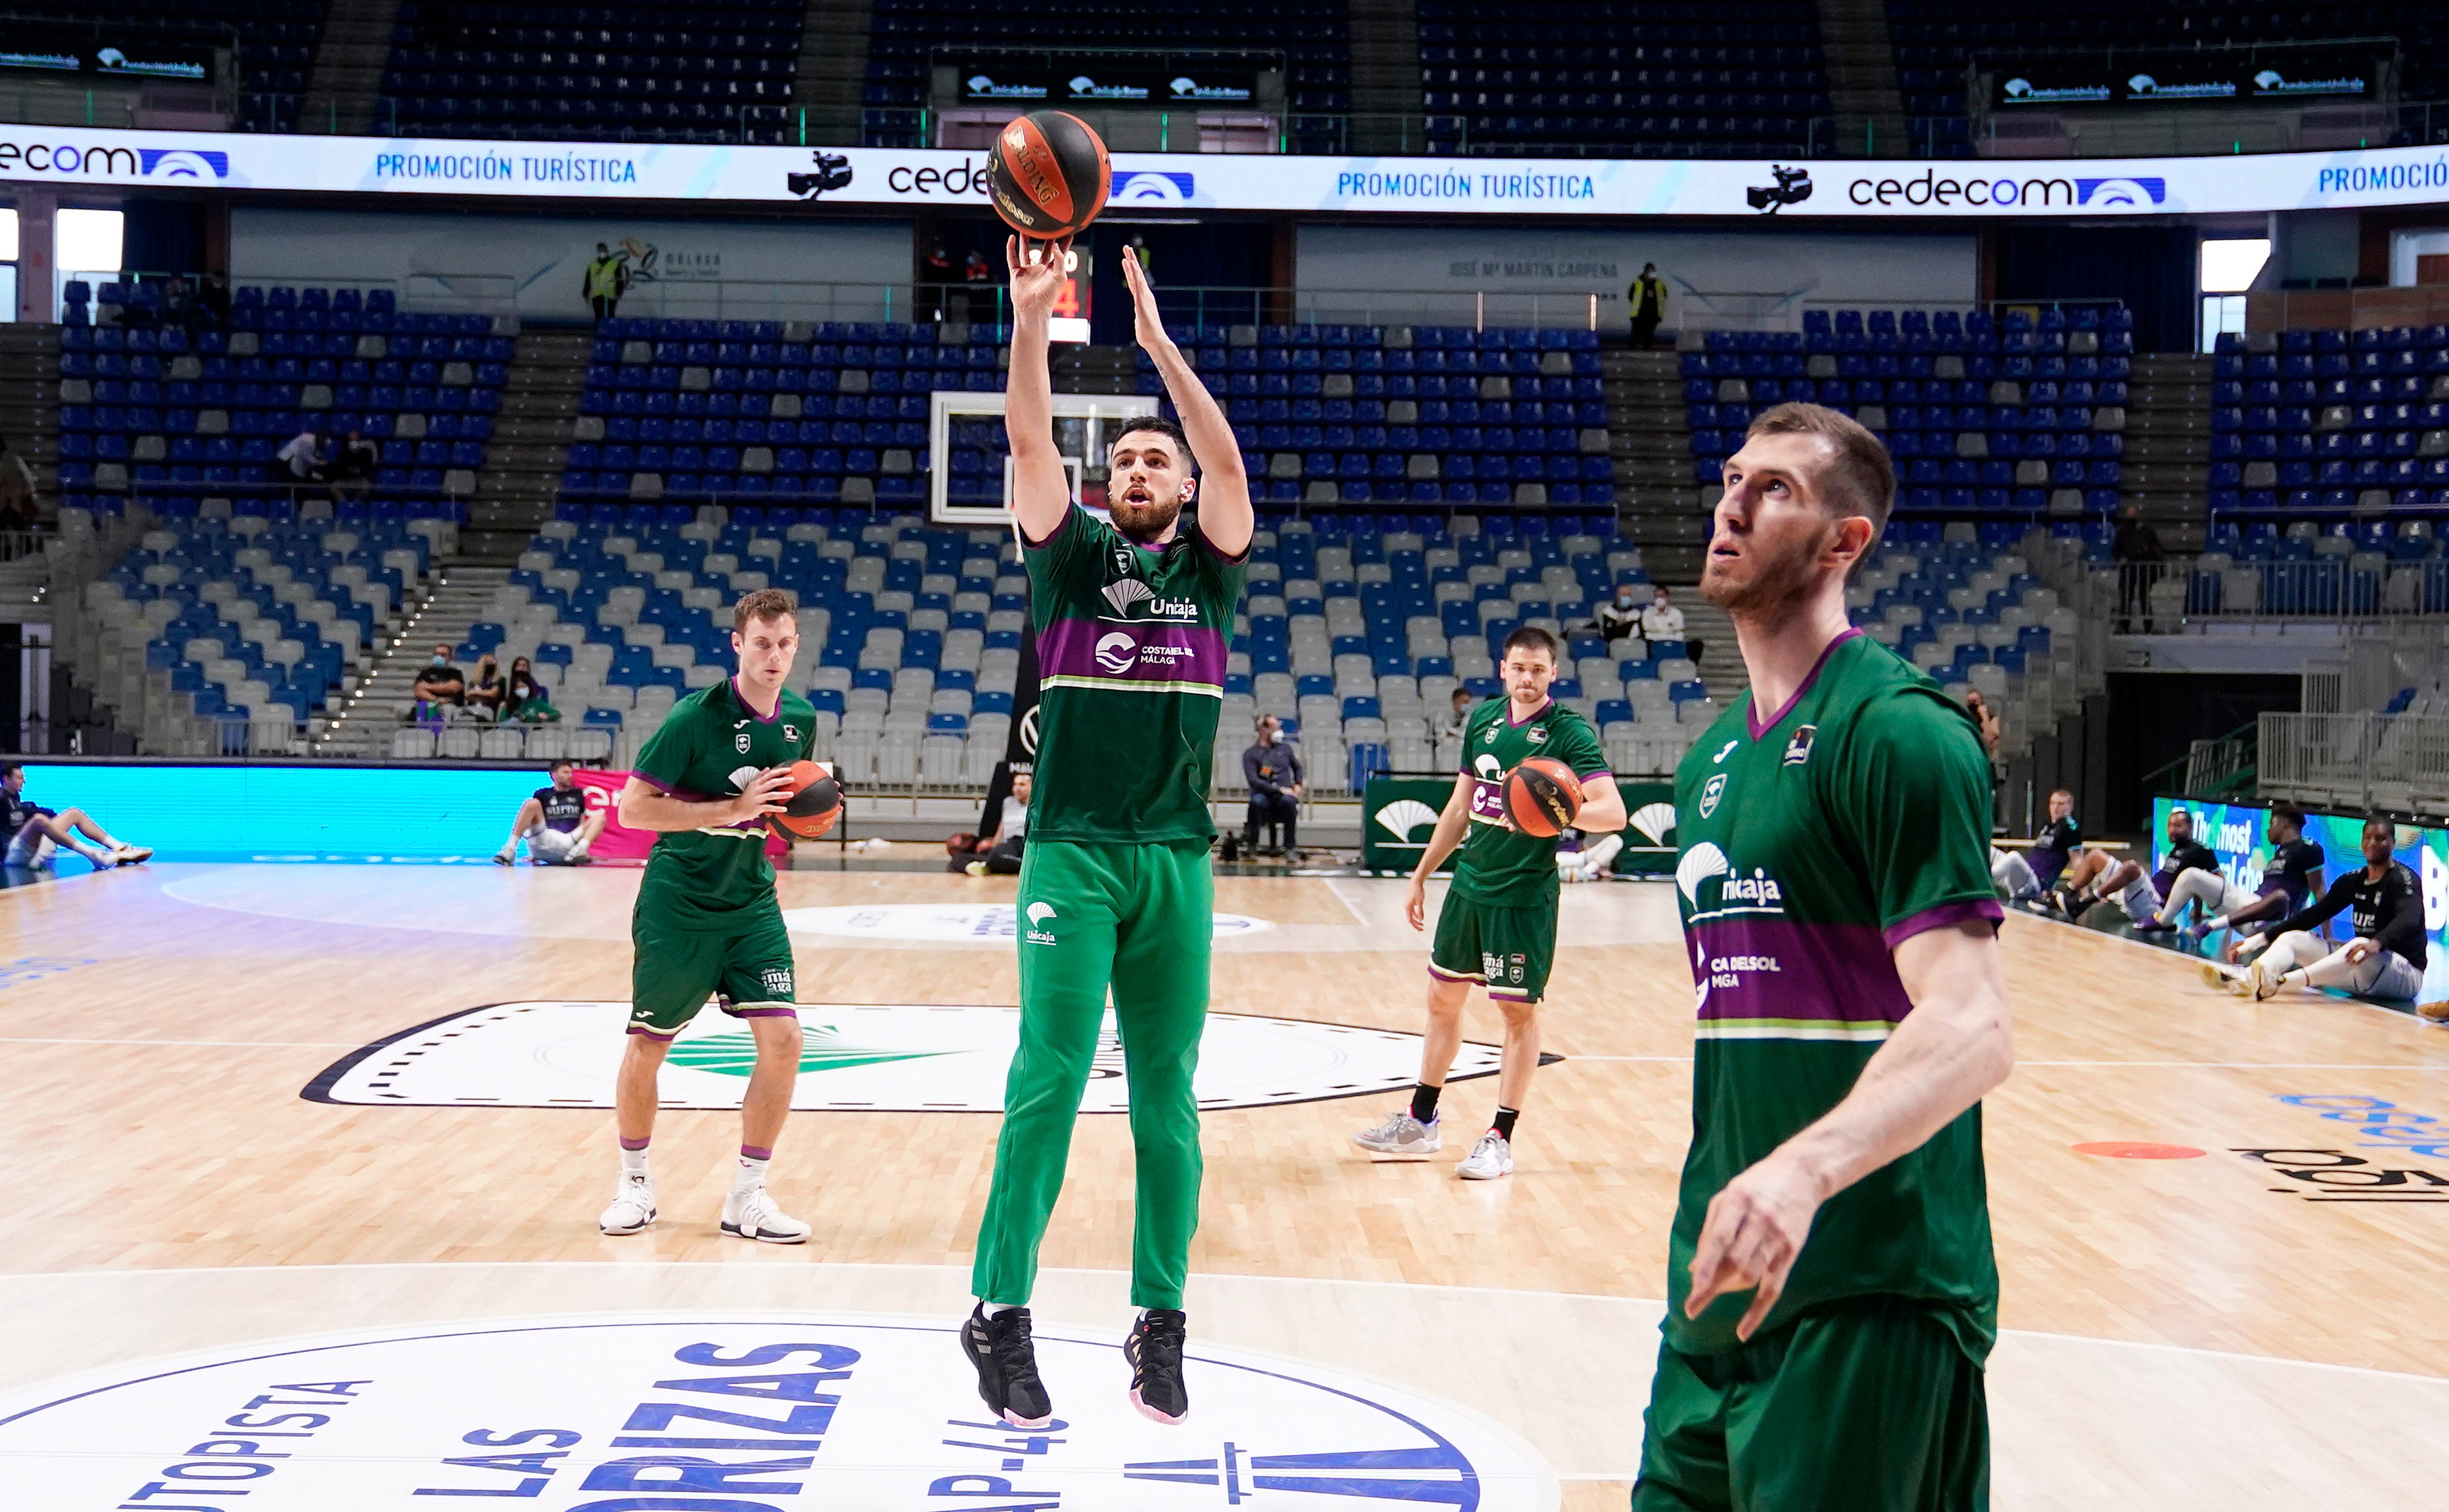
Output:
[1023, 504, 1247, 845]
[1666, 630, 2004, 1360]
[632, 676, 818, 926]
[1450, 695, 1611, 908]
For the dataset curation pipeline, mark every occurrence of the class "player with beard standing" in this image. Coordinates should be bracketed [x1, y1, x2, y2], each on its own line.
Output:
[961, 240, 1251, 1429]
[1637, 404, 2015, 1511]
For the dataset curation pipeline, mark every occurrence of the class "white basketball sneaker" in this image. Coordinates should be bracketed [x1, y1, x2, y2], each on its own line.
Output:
[720, 1183, 812, 1244]
[1352, 1108, 1442, 1155]
[598, 1170, 657, 1235]
[1456, 1131, 1514, 1181]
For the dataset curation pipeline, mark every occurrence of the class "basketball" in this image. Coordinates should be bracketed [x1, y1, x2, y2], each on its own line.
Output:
[986, 111, 1110, 239]
[1503, 756, 1584, 838]
[771, 760, 842, 840]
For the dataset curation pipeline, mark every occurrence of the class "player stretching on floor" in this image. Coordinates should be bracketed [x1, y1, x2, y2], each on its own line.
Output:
[962, 241, 1251, 1429]
[493, 759, 605, 866]
[1988, 787, 2078, 902]
[2041, 806, 2217, 927]
[1638, 403, 2014, 1510]
[2207, 816, 2425, 1003]
[1353, 624, 1624, 1179]
[0, 765, 150, 870]
[2140, 803, 2324, 947]
[598, 589, 818, 1244]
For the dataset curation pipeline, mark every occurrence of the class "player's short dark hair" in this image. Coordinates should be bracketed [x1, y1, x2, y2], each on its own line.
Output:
[0, 763, 17, 779]
[1746, 401, 1897, 542]
[2270, 803, 2304, 828]
[549, 758, 574, 772]
[1110, 415, 1195, 471]
[2363, 814, 2395, 837]
[2048, 787, 2073, 801]
[733, 587, 798, 633]
[1501, 625, 1560, 664]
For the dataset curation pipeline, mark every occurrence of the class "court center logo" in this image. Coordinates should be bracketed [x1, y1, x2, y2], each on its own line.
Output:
[304, 1000, 1503, 1113]
[0, 1315, 1554, 1510]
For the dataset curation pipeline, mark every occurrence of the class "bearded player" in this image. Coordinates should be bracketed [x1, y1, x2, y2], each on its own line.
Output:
[597, 589, 818, 1246]
[1353, 624, 1624, 1180]
[961, 241, 1251, 1429]
[1638, 403, 2015, 1511]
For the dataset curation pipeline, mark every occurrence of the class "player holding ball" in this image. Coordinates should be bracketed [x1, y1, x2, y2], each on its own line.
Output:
[1354, 624, 1624, 1180]
[596, 588, 827, 1246]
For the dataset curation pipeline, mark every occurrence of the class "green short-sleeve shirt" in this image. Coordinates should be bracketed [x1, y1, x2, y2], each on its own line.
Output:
[632, 677, 818, 927]
[1450, 695, 1610, 909]
[1666, 630, 2005, 1360]
[1022, 504, 1247, 845]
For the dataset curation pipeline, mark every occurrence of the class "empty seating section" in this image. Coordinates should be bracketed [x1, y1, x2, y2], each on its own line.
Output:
[862, 0, 1346, 149]
[2208, 327, 2449, 517]
[1685, 307, 2136, 517]
[1232, 518, 1701, 786]
[1415, 1, 1828, 158]
[1889, 2, 2449, 158]
[568, 318, 1013, 506]
[1199, 323, 1616, 509]
[481, 507, 1698, 784]
[380, 0, 803, 142]
[2176, 518, 2449, 616]
[55, 281, 504, 509]
[1848, 532, 2073, 708]
[75, 502, 443, 751]
[16, 2, 320, 132]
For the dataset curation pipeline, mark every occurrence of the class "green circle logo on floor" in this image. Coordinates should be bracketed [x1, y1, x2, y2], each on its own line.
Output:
[306, 1001, 1505, 1113]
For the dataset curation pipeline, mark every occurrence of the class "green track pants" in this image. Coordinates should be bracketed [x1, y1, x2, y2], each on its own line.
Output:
[973, 837, 1213, 1311]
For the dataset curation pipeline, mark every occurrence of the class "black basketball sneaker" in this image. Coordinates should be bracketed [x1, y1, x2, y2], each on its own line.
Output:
[961, 1304, 1054, 1429]
[1125, 1308, 1189, 1424]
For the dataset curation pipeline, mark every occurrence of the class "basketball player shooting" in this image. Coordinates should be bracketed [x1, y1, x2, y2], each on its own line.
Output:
[1636, 404, 2015, 1510]
[596, 590, 820, 1246]
[960, 240, 1251, 1431]
[1353, 624, 1624, 1180]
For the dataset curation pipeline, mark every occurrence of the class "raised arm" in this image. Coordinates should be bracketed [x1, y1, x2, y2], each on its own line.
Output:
[1122, 249, 1250, 558]
[1003, 235, 1075, 546]
[1684, 919, 2013, 1339]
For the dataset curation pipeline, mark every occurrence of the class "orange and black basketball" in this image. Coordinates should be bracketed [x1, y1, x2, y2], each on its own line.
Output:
[986, 111, 1111, 239]
[1503, 756, 1584, 838]
[772, 760, 843, 840]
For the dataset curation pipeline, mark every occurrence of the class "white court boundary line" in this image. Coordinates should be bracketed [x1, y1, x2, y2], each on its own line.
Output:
[2, 1257, 2441, 1386]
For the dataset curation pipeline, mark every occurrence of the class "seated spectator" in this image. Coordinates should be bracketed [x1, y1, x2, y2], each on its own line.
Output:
[277, 426, 327, 485]
[501, 656, 560, 723]
[493, 760, 603, 866]
[1641, 585, 1699, 662]
[1593, 583, 1644, 642]
[466, 653, 506, 720]
[328, 429, 378, 502]
[2212, 817, 2424, 1005]
[1242, 713, 1303, 860]
[1, 764, 150, 871]
[1991, 788, 2080, 902]
[1439, 687, 1472, 743]
[407, 644, 466, 722]
[960, 771, 1031, 877]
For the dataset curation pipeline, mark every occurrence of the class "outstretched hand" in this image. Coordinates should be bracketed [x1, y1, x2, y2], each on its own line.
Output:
[1005, 235, 1074, 322]
[1121, 244, 1173, 356]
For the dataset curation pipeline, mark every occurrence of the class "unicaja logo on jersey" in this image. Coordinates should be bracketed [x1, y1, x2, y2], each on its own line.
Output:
[1024, 900, 1058, 945]
[1094, 632, 1137, 674]
[1700, 772, 1728, 816]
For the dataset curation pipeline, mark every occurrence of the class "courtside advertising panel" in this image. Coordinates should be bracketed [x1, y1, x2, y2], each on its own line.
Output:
[2, 127, 2447, 217]
[2152, 794, 2448, 1002]
[21, 763, 544, 861]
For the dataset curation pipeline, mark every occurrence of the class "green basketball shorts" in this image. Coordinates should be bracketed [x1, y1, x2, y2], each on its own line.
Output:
[1633, 1296, 1990, 1512]
[1428, 891, 1557, 1003]
[628, 906, 798, 1039]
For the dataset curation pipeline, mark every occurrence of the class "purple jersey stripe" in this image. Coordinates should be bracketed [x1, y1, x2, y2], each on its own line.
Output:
[1882, 897, 2006, 950]
[1038, 616, 1227, 689]
[1689, 915, 1916, 1025]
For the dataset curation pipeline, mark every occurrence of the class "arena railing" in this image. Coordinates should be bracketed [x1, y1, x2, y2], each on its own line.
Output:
[2259, 710, 2449, 819]
[1808, 100, 2449, 161]
[2107, 557, 2449, 630]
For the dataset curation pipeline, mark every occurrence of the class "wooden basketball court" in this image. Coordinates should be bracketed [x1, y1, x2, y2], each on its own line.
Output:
[3, 860, 2444, 1507]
